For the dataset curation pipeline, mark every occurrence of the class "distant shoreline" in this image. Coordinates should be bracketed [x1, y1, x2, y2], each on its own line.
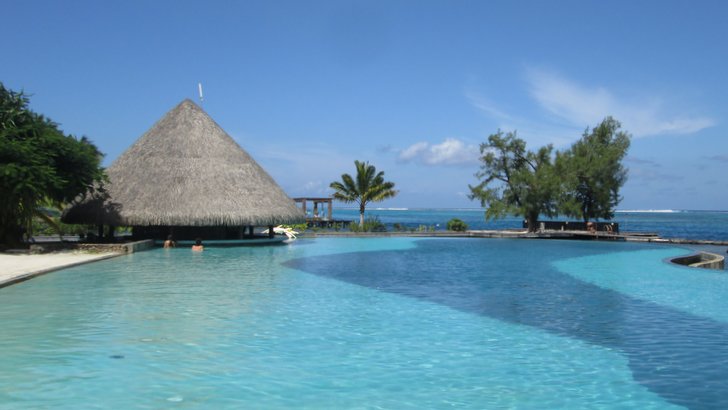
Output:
[332, 207, 728, 213]
[298, 229, 728, 245]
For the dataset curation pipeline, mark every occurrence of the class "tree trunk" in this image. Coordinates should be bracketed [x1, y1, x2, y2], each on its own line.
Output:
[526, 212, 539, 232]
[106, 225, 116, 241]
[359, 203, 367, 227]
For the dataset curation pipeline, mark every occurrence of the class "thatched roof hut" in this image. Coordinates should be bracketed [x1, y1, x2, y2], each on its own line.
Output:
[63, 99, 304, 229]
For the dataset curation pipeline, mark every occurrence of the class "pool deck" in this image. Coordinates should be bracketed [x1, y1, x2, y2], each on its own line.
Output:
[0, 251, 123, 289]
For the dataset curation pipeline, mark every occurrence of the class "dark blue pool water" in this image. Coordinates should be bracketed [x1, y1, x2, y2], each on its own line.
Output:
[287, 239, 728, 409]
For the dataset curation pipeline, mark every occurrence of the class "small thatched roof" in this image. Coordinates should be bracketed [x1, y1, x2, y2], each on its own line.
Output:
[63, 99, 305, 226]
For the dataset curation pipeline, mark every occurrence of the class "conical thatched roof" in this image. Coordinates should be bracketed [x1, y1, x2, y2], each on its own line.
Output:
[63, 99, 304, 226]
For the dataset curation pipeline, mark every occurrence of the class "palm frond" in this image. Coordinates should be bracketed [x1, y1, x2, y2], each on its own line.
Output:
[330, 160, 397, 215]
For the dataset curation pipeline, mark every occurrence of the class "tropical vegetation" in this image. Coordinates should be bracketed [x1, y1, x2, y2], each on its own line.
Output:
[348, 216, 387, 233]
[468, 130, 558, 232]
[469, 117, 631, 231]
[0, 83, 106, 248]
[446, 218, 468, 232]
[556, 117, 630, 222]
[330, 160, 398, 226]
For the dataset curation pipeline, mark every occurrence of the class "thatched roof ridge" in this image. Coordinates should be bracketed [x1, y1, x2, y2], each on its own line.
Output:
[63, 99, 304, 226]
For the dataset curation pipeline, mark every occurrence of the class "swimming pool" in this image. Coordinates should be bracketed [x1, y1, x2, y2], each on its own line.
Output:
[1, 238, 726, 408]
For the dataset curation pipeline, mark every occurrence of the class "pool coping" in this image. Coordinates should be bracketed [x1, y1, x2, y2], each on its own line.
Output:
[0, 252, 123, 289]
[0, 240, 155, 289]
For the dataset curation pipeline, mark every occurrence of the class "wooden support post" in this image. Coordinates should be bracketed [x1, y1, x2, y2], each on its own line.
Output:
[267, 225, 274, 238]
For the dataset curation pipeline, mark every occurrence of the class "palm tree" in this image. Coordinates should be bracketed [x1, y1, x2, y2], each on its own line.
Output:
[330, 160, 398, 226]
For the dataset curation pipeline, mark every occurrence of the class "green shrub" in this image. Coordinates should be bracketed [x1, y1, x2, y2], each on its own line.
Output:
[349, 221, 363, 233]
[415, 224, 434, 232]
[446, 218, 468, 232]
[349, 217, 387, 233]
[31, 215, 93, 237]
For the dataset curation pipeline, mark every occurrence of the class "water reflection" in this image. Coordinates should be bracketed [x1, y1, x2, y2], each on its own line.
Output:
[286, 239, 728, 409]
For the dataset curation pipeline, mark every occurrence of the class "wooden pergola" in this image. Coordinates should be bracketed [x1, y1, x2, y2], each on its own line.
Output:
[293, 197, 333, 220]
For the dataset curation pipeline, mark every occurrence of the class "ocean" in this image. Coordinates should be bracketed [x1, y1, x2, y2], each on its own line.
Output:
[329, 208, 728, 241]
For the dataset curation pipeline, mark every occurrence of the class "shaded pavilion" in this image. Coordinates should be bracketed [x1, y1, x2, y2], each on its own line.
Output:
[294, 197, 333, 221]
[62, 99, 305, 241]
[292, 197, 352, 228]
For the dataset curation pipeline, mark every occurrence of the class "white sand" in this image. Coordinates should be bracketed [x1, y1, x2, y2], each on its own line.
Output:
[0, 251, 120, 287]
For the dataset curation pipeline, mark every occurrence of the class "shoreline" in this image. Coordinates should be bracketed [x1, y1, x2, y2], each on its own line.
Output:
[299, 229, 728, 245]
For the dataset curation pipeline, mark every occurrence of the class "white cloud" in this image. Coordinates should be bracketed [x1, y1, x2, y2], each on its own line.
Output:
[525, 68, 715, 137]
[465, 88, 578, 149]
[399, 141, 429, 161]
[398, 138, 480, 166]
[465, 91, 515, 122]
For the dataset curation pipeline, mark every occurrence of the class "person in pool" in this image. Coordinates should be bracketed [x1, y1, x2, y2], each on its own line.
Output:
[191, 238, 204, 251]
[163, 234, 176, 248]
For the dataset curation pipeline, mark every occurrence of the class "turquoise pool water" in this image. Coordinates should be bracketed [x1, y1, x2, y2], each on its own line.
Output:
[1, 238, 726, 409]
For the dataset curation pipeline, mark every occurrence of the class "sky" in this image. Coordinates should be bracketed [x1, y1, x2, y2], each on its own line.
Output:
[2, 0, 727, 210]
